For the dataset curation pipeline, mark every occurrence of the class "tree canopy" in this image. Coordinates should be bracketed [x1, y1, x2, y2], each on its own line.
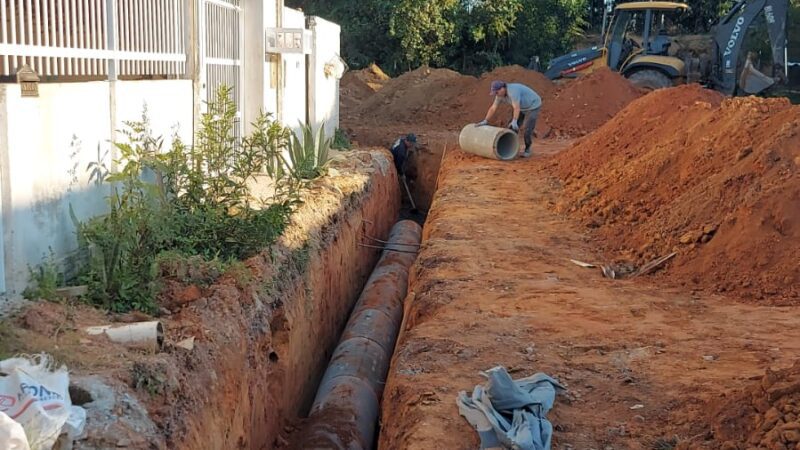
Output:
[289, 0, 798, 76]
[291, 0, 590, 75]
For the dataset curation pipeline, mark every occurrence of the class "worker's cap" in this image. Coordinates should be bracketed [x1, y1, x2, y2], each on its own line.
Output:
[490, 80, 506, 95]
[405, 133, 417, 143]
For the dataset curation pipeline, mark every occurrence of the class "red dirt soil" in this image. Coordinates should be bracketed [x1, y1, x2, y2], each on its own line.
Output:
[345, 65, 639, 139]
[354, 66, 476, 130]
[543, 68, 642, 138]
[678, 362, 800, 449]
[379, 142, 800, 449]
[340, 73, 375, 119]
[549, 84, 800, 304]
[352, 63, 390, 91]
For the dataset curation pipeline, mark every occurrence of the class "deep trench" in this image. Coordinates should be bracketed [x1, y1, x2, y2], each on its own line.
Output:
[290, 157, 432, 449]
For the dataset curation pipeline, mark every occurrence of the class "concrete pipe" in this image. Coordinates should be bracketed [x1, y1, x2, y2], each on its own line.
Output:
[295, 220, 422, 450]
[459, 123, 519, 161]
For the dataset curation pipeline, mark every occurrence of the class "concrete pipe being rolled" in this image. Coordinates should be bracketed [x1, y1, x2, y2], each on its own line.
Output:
[295, 220, 422, 450]
[459, 123, 520, 161]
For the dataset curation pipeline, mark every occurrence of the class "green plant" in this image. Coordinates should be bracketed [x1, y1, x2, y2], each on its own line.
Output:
[287, 122, 333, 180]
[72, 87, 302, 313]
[22, 249, 62, 301]
[332, 128, 352, 150]
[226, 260, 254, 288]
[0, 320, 15, 360]
[71, 107, 172, 313]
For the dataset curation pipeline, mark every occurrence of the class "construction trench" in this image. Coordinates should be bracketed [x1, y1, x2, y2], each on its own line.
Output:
[2, 64, 800, 450]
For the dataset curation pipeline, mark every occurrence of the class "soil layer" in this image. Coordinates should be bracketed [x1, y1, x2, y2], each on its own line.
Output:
[551, 84, 800, 304]
[380, 142, 800, 449]
[1, 149, 400, 449]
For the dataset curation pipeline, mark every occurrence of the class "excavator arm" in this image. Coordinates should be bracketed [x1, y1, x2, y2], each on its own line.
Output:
[712, 0, 788, 95]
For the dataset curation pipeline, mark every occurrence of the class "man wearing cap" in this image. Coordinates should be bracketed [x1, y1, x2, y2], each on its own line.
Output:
[478, 81, 542, 158]
[389, 133, 417, 176]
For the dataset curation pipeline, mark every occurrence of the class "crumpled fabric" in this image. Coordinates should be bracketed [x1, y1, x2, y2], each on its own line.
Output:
[457, 366, 565, 450]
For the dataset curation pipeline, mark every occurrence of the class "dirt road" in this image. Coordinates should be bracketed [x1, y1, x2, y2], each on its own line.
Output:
[380, 140, 800, 449]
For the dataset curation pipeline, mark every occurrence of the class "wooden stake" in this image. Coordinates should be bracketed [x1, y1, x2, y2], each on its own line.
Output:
[434, 141, 448, 193]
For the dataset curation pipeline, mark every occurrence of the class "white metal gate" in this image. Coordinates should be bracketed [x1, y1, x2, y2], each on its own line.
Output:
[0, 0, 186, 79]
[199, 0, 242, 137]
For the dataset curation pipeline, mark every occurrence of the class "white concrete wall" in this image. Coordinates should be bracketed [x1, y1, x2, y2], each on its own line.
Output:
[262, 8, 342, 142]
[0, 80, 192, 306]
[282, 7, 307, 134]
[264, 1, 278, 120]
[115, 80, 193, 143]
[308, 17, 341, 138]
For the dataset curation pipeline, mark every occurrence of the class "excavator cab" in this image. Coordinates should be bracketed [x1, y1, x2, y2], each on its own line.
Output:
[544, 0, 788, 95]
[544, 2, 690, 90]
[604, 2, 690, 89]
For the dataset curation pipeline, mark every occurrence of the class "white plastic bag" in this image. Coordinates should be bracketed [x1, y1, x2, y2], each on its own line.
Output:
[0, 354, 71, 450]
[0, 411, 30, 450]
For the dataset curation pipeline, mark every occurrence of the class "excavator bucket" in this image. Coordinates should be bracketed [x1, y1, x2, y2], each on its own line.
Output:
[739, 56, 776, 94]
[712, 0, 788, 95]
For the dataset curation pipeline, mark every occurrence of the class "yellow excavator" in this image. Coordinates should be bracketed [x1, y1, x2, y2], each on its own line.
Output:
[542, 1, 789, 95]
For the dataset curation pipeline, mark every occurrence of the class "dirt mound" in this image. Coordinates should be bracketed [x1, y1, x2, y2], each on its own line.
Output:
[341, 64, 392, 119]
[543, 68, 642, 137]
[352, 65, 558, 133]
[340, 72, 376, 116]
[680, 362, 800, 449]
[355, 65, 477, 128]
[345, 64, 634, 139]
[352, 63, 390, 91]
[458, 65, 557, 133]
[551, 84, 800, 304]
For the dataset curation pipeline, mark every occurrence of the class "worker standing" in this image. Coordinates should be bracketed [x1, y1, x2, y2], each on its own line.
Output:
[389, 133, 417, 176]
[477, 81, 542, 158]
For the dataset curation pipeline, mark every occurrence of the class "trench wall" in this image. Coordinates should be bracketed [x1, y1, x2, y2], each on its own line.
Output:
[153, 150, 400, 449]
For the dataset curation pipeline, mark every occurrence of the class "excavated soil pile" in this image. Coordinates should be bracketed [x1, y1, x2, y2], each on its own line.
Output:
[679, 362, 800, 449]
[542, 68, 642, 137]
[353, 65, 555, 133]
[551, 84, 800, 304]
[352, 63, 390, 91]
[340, 72, 375, 117]
[340, 64, 391, 120]
[349, 64, 636, 138]
[458, 65, 557, 127]
[355, 65, 476, 128]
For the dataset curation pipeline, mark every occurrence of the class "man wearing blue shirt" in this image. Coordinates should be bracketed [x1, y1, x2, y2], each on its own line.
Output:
[478, 80, 542, 158]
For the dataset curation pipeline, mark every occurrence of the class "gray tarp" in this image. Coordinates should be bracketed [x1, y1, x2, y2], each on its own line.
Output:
[457, 366, 565, 450]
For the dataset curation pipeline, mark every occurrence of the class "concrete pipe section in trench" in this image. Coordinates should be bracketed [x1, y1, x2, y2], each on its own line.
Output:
[293, 220, 422, 450]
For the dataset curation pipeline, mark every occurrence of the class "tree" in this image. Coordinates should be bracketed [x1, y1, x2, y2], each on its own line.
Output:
[505, 0, 589, 67]
[289, 0, 592, 75]
[389, 0, 462, 69]
[287, 0, 402, 73]
[452, 0, 524, 74]
[677, 0, 736, 32]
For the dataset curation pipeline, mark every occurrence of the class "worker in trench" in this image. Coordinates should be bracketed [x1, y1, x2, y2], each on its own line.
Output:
[390, 133, 417, 175]
[477, 80, 542, 158]
[389, 133, 419, 209]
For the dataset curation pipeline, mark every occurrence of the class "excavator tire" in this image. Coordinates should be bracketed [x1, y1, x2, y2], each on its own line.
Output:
[627, 69, 673, 91]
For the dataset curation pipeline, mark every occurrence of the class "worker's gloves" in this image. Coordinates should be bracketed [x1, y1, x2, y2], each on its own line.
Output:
[476, 120, 489, 127]
[509, 119, 519, 132]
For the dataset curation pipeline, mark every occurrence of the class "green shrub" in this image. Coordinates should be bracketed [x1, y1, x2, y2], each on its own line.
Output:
[22, 249, 61, 301]
[332, 128, 352, 150]
[72, 86, 321, 313]
[287, 122, 333, 180]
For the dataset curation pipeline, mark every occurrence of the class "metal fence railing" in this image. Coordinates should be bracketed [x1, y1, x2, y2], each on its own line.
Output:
[0, 0, 186, 79]
[201, 0, 242, 136]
